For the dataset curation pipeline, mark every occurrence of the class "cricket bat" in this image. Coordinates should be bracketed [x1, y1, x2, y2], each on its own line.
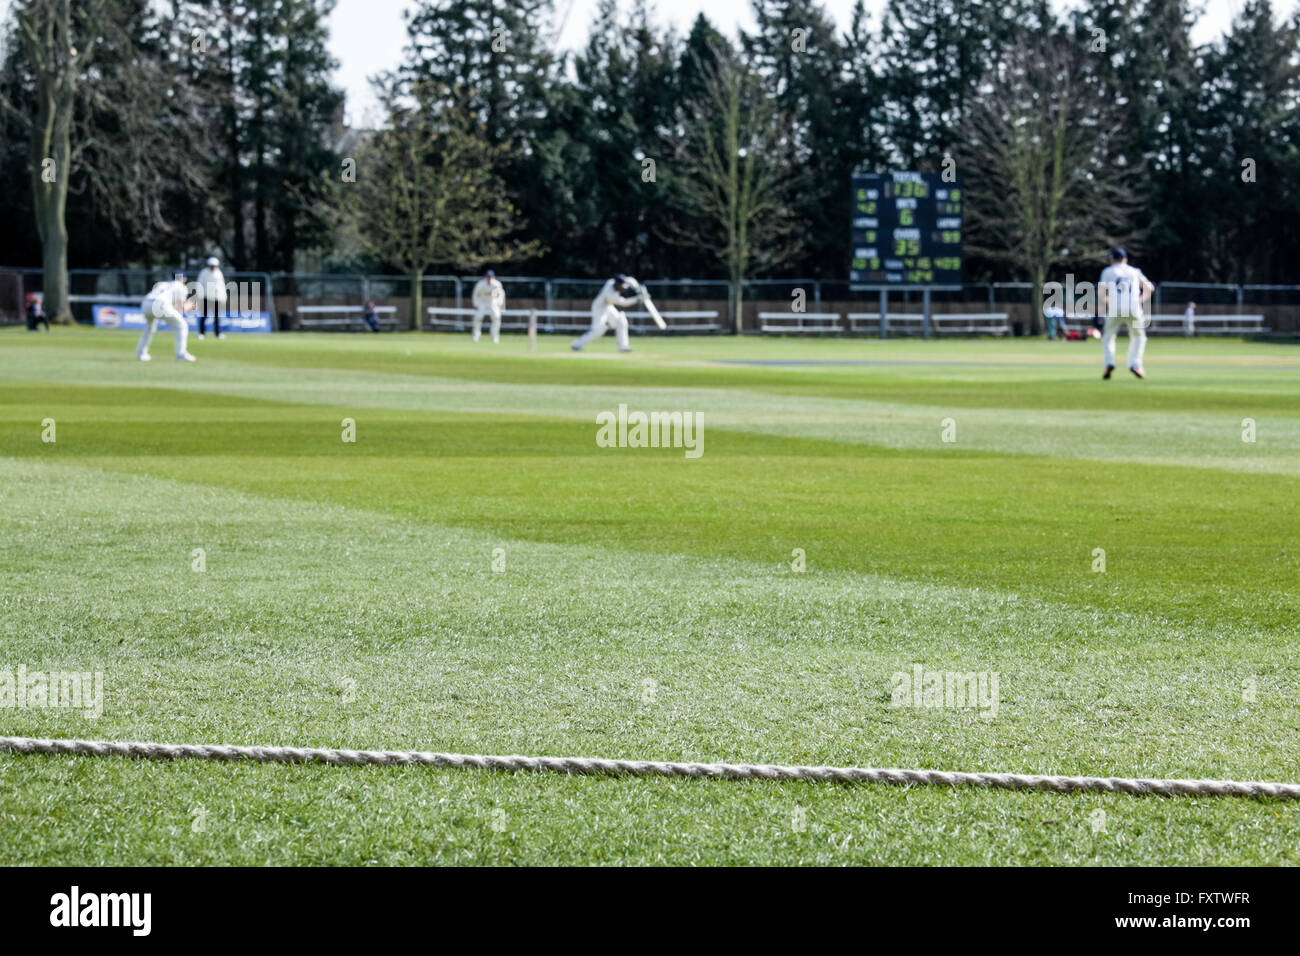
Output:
[643, 295, 667, 330]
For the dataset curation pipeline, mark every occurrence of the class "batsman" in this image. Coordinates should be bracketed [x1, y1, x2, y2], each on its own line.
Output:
[571, 274, 661, 352]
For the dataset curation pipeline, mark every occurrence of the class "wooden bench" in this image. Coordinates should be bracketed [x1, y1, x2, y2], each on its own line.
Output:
[846, 312, 1010, 336]
[1148, 314, 1267, 335]
[1062, 314, 1269, 336]
[930, 313, 1011, 336]
[758, 311, 842, 333]
[427, 307, 722, 334]
[297, 305, 398, 330]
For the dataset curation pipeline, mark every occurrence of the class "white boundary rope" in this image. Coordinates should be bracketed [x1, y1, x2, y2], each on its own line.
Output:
[2, 736, 1298, 799]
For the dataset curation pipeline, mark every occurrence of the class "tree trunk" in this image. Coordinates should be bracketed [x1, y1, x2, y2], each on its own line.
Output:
[254, 139, 267, 269]
[30, 73, 73, 322]
[410, 267, 423, 332]
[227, 11, 245, 268]
[37, 206, 70, 323]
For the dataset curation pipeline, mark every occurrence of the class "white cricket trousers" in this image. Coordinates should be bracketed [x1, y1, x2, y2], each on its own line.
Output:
[1101, 313, 1147, 370]
[573, 307, 629, 350]
[472, 305, 502, 343]
[136, 301, 190, 359]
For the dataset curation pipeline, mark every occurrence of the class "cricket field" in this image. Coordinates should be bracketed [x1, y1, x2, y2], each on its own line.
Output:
[1, 327, 1297, 865]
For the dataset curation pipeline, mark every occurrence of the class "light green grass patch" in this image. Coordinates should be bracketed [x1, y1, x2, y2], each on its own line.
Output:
[0, 330, 1297, 864]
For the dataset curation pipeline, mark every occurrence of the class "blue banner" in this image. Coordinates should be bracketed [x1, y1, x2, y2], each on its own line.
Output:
[92, 305, 273, 334]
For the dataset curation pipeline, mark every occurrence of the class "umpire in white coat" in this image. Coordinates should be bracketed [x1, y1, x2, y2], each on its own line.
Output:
[197, 257, 228, 339]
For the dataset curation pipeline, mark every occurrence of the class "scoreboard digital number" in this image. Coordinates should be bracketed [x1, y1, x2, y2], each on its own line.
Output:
[850, 172, 963, 287]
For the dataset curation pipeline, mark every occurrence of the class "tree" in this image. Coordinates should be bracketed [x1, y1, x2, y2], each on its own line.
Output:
[667, 41, 804, 332]
[959, 36, 1142, 335]
[401, 0, 556, 148]
[4, 0, 112, 320]
[345, 82, 541, 329]
[675, 12, 728, 106]
[878, 0, 1053, 167]
[399, 0, 557, 276]
[2, 1, 218, 280]
[1071, 0, 1202, 281]
[743, 0, 856, 277]
[569, 0, 679, 276]
[269, 0, 345, 272]
[838, 0, 888, 178]
[198, 0, 342, 273]
[1195, 1, 1300, 281]
[73, 1, 215, 264]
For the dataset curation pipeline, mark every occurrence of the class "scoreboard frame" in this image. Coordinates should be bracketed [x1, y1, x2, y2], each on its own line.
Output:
[849, 171, 963, 292]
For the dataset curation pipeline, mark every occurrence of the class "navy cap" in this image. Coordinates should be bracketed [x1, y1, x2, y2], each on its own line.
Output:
[1110, 247, 1127, 261]
[485, 269, 495, 278]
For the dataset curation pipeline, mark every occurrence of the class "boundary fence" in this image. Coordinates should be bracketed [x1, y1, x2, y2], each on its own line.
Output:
[4, 269, 1298, 335]
[0, 267, 275, 327]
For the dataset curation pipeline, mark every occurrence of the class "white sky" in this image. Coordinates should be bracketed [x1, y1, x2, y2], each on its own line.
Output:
[331, 0, 1298, 125]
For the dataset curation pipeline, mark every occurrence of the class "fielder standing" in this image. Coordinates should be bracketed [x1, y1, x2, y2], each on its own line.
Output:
[471, 269, 505, 343]
[1097, 247, 1155, 380]
[571, 274, 643, 352]
[136, 272, 196, 363]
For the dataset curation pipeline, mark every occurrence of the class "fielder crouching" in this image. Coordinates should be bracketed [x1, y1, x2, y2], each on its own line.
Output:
[136, 272, 197, 363]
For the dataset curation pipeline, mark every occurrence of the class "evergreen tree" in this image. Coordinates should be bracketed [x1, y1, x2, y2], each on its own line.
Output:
[1071, 0, 1201, 278]
[570, 0, 678, 276]
[877, 0, 1052, 166]
[206, 0, 342, 272]
[742, 0, 849, 277]
[1196, 0, 1300, 281]
[402, 0, 556, 148]
[270, 0, 345, 272]
[400, 0, 559, 273]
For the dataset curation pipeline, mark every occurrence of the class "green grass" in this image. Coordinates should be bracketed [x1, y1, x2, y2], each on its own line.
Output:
[1, 326, 1298, 865]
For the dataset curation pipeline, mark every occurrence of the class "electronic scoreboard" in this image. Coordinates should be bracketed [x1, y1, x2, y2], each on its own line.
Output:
[850, 172, 963, 287]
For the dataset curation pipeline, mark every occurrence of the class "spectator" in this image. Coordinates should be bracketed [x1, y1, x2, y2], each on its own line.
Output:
[1044, 305, 1069, 339]
[1184, 301, 1196, 337]
[363, 299, 381, 333]
[25, 292, 49, 332]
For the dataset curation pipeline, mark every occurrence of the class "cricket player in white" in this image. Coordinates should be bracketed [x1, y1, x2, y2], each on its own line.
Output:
[1097, 247, 1155, 379]
[471, 269, 505, 343]
[136, 272, 196, 362]
[572, 274, 642, 352]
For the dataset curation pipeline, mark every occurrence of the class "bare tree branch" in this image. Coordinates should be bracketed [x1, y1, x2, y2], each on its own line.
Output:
[959, 35, 1145, 333]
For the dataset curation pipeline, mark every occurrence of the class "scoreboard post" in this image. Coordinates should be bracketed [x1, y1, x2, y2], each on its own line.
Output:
[850, 171, 963, 338]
